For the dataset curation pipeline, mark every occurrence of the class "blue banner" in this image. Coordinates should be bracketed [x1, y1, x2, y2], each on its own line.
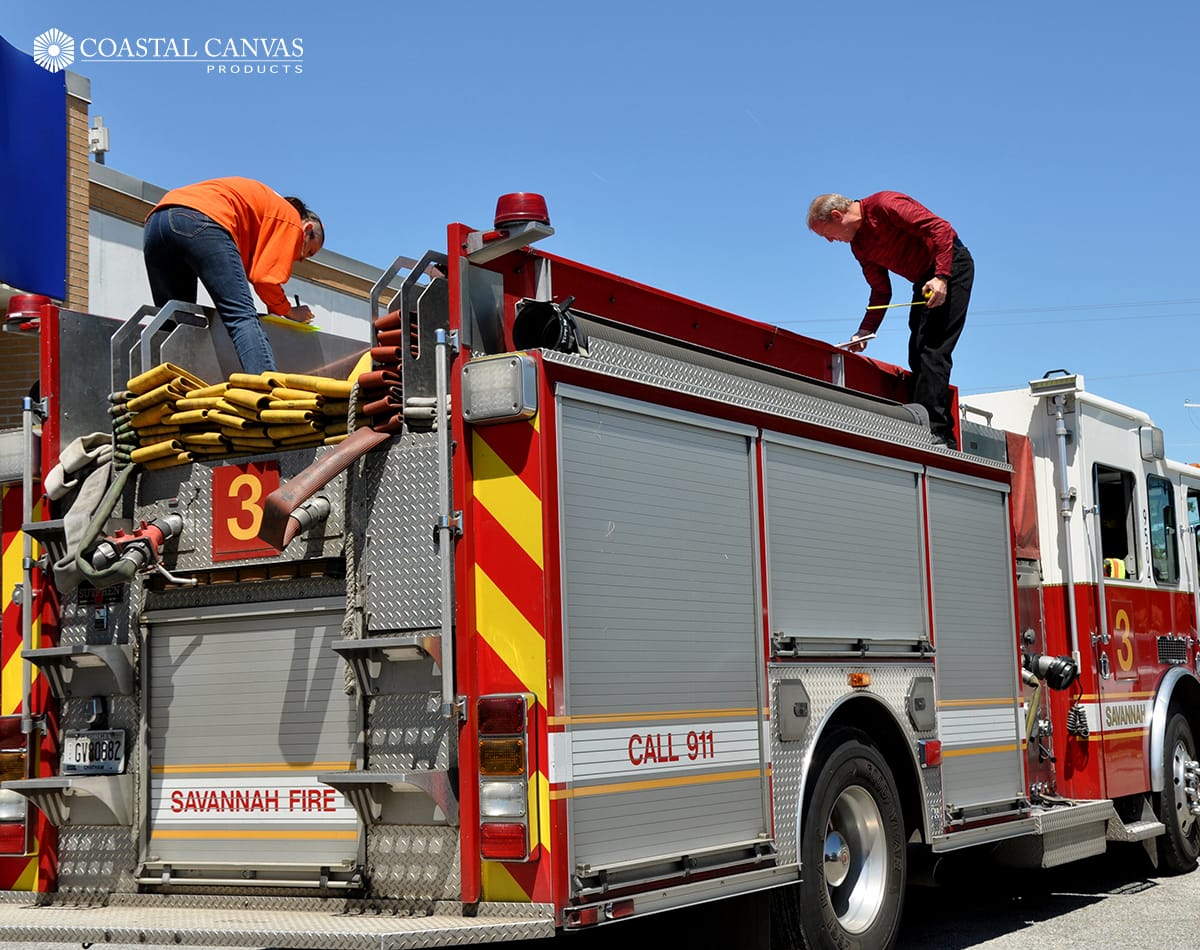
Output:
[0, 34, 67, 300]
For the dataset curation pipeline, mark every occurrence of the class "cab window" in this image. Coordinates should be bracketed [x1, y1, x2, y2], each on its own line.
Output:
[1095, 464, 1138, 580]
[1147, 475, 1178, 585]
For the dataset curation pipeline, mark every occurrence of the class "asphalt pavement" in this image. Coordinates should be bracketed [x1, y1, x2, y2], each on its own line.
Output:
[899, 845, 1200, 949]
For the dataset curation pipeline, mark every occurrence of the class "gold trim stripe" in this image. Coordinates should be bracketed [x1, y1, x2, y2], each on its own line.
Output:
[152, 829, 357, 841]
[550, 768, 765, 800]
[549, 708, 764, 727]
[1101, 728, 1147, 742]
[937, 698, 1015, 708]
[942, 743, 1019, 758]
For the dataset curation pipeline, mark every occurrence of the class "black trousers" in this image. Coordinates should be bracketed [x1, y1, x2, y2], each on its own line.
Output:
[908, 239, 973, 447]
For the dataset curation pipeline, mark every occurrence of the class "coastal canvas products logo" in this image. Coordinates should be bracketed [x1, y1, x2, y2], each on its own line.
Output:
[33, 29, 74, 72]
[31, 28, 303, 76]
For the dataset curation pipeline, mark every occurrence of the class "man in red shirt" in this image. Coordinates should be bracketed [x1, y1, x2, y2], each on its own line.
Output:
[808, 192, 974, 449]
[143, 177, 324, 375]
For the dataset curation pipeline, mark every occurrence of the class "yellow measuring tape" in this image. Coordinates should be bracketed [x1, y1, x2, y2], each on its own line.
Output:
[866, 290, 933, 311]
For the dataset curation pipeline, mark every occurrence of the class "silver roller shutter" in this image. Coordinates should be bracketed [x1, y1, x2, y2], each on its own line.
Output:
[926, 474, 1025, 811]
[764, 439, 926, 644]
[557, 391, 768, 870]
[145, 597, 359, 876]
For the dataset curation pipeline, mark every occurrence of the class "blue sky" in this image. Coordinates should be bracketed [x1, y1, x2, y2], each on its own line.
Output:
[5, 1, 1200, 451]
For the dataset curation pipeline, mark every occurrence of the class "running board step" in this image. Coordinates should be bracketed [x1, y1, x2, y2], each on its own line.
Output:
[0, 894, 553, 949]
[1107, 818, 1165, 843]
[989, 800, 1116, 869]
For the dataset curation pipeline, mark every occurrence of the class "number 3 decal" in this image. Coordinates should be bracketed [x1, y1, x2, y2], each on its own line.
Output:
[212, 462, 280, 560]
[1113, 608, 1134, 672]
[225, 473, 265, 541]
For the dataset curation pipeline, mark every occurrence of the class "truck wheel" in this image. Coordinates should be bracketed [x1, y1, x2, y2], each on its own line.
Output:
[787, 732, 907, 950]
[1157, 712, 1200, 874]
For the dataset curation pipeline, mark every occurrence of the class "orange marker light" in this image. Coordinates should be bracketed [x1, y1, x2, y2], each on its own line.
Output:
[848, 672, 872, 688]
[479, 738, 525, 776]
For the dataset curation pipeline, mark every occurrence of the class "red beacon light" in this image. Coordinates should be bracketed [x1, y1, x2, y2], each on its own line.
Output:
[466, 194, 555, 264]
[4, 293, 50, 332]
[494, 192, 550, 229]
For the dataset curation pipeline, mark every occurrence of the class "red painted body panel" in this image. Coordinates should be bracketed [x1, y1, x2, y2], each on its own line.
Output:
[1041, 581, 1195, 800]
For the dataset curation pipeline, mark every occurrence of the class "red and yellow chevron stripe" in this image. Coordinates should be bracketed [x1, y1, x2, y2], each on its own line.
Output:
[470, 417, 552, 903]
[2, 487, 41, 717]
[0, 484, 51, 890]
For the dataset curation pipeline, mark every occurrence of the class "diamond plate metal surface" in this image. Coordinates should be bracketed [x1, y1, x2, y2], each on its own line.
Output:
[47, 595, 141, 894]
[354, 433, 443, 632]
[543, 336, 1010, 467]
[768, 663, 943, 864]
[0, 893, 554, 949]
[144, 576, 348, 611]
[136, 448, 347, 572]
[368, 686, 453, 773]
[367, 826, 462, 901]
[59, 585, 134, 648]
[56, 826, 139, 894]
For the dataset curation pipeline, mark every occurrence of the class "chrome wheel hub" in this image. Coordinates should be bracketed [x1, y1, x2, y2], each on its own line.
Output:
[824, 785, 887, 934]
[1175, 745, 1200, 825]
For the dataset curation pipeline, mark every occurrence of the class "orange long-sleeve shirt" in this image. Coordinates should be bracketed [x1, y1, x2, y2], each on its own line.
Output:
[151, 177, 302, 316]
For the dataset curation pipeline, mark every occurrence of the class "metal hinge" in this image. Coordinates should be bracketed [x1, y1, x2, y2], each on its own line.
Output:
[435, 512, 463, 538]
[22, 396, 49, 421]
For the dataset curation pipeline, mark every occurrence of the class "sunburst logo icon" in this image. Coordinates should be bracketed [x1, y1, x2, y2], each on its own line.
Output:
[33, 29, 75, 72]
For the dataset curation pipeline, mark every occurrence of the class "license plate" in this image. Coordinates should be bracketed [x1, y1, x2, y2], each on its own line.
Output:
[62, 730, 126, 775]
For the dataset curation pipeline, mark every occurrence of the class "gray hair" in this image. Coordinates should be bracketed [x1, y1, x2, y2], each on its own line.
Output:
[807, 194, 853, 229]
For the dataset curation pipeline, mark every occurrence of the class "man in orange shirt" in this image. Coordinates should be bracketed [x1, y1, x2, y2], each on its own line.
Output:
[143, 177, 324, 374]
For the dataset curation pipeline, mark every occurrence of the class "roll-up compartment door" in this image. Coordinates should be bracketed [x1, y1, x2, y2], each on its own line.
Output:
[926, 475, 1025, 812]
[145, 598, 359, 879]
[764, 439, 926, 646]
[557, 392, 767, 872]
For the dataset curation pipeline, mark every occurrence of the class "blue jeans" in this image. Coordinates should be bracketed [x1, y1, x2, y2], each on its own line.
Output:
[143, 206, 277, 374]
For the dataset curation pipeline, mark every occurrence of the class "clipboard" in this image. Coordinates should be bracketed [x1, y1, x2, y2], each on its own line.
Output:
[262, 314, 322, 333]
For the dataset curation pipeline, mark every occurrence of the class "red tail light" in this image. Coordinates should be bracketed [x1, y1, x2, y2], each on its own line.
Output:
[479, 696, 526, 735]
[480, 822, 528, 860]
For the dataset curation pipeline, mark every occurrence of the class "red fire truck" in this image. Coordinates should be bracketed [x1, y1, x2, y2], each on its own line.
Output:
[0, 194, 1195, 950]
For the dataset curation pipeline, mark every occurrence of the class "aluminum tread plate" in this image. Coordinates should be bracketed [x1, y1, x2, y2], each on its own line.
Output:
[0, 901, 555, 948]
[542, 337, 1009, 467]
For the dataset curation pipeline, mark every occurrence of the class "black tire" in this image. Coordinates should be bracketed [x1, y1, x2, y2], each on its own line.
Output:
[774, 731, 907, 950]
[1156, 712, 1200, 874]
